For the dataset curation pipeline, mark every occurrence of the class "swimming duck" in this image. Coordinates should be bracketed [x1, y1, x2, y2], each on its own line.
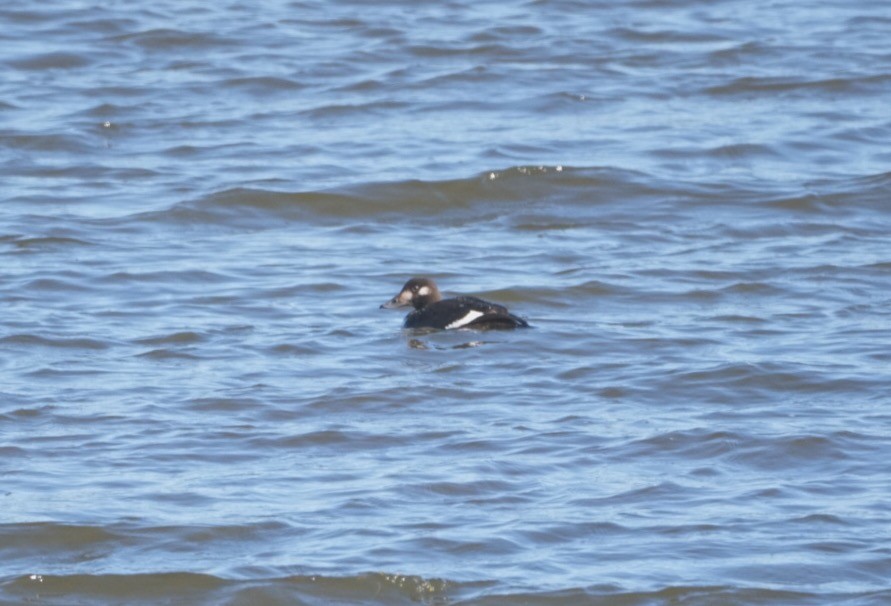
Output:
[381, 277, 529, 330]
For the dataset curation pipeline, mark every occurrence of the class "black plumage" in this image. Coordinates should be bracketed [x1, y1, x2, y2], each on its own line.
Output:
[381, 277, 529, 330]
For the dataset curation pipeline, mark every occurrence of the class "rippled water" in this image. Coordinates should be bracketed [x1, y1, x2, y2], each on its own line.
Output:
[3, 0, 891, 604]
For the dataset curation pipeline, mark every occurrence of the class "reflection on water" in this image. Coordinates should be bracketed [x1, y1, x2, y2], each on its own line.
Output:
[407, 336, 489, 350]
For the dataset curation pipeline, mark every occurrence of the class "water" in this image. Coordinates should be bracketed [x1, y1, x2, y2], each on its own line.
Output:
[2, 0, 891, 604]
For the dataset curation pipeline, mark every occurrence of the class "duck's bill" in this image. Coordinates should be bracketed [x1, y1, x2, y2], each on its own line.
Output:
[380, 291, 411, 309]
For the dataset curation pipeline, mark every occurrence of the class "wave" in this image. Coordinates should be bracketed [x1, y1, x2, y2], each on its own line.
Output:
[7, 51, 93, 71]
[2, 571, 450, 605]
[118, 165, 672, 229]
[106, 164, 891, 232]
[705, 74, 891, 97]
[3, 571, 887, 605]
[0, 334, 110, 350]
[1, 235, 95, 251]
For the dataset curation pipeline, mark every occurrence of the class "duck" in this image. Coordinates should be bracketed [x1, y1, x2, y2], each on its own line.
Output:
[381, 277, 529, 330]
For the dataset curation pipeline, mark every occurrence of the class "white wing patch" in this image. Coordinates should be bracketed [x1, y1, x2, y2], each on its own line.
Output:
[445, 309, 486, 329]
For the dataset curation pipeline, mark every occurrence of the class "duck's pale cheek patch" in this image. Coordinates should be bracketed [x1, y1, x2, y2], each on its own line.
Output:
[445, 310, 485, 329]
[417, 286, 431, 296]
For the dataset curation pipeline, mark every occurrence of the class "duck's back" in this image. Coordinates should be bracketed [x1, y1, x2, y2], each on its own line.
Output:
[404, 296, 528, 330]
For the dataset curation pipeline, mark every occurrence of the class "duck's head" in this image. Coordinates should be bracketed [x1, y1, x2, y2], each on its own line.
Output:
[380, 277, 442, 311]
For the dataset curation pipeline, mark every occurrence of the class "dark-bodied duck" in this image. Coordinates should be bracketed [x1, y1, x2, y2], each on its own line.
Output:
[381, 277, 529, 330]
